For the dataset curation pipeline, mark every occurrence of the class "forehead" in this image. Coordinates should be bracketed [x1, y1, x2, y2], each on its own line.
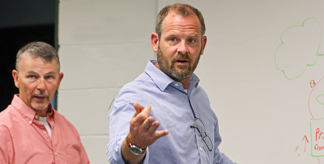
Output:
[19, 53, 59, 73]
[161, 12, 201, 35]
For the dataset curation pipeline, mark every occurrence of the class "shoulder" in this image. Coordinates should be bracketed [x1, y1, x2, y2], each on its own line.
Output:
[109, 72, 157, 119]
[115, 72, 154, 102]
[0, 106, 17, 126]
[120, 72, 152, 91]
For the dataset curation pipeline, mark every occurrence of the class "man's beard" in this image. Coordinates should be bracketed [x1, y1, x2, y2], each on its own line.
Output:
[31, 103, 49, 111]
[30, 92, 50, 111]
[157, 45, 201, 82]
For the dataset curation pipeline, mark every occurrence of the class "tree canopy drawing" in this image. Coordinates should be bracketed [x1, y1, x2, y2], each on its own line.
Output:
[274, 17, 323, 80]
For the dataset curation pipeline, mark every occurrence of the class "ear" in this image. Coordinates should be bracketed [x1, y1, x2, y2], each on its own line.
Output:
[12, 70, 20, 88]
[56, 72, 64, 90]
[200, 36, 207, 56]
[151, 32, 159, 52]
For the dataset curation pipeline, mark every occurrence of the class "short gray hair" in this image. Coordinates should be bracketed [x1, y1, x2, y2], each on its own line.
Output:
[16, 41, 60, 72]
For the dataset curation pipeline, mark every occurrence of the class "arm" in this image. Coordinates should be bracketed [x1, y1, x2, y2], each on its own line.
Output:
[0, 125, 13, 164]
[107, 88, 168, 164]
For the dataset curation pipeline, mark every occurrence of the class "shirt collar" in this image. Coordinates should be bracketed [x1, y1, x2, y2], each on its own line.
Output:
[11, 94, 55, 124]
[144, 60, 200, 92]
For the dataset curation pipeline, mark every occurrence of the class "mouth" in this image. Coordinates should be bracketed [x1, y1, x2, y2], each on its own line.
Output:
[33, 95, 48, 101]
[175, 59, 189, 64]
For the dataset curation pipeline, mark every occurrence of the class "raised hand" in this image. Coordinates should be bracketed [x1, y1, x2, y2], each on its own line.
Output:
[128, 103, 169, 149]
[121, 103, 169, 164]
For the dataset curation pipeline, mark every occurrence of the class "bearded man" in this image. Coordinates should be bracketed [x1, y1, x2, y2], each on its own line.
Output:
[107, 3, 237, 164]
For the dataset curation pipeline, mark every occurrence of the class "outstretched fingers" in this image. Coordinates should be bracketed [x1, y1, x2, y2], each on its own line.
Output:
[142, 116, 154, 129]
[147, 120, 169, 139]
[154, 129, 169, 139]
[129, 103, 169, 148]
[146, 121, 159, 134]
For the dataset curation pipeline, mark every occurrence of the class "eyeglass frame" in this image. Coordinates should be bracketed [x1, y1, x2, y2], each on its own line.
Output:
[190, 117, 213, 151]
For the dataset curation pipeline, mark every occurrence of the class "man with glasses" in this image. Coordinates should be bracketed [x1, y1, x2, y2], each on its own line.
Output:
[107, 3, 237, 164]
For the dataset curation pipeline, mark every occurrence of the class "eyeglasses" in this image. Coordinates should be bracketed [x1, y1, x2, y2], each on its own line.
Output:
[190, 117, 213, 151]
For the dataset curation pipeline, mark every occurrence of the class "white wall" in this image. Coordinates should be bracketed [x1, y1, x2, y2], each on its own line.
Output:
[58, 0, 156, 163]
[59, 0, 324, 164]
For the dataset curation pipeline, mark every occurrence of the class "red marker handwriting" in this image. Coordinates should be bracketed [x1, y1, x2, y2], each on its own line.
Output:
[316, 128, 323, 141]
[310, 80, 316, 88]
[302, 135, 309, 152]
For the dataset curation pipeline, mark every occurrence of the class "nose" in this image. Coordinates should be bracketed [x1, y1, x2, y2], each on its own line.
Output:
[177, 40, 188, 55]
[36, 78, 46, 91]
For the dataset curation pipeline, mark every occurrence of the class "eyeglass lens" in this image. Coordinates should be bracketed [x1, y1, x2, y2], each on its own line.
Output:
[191, 118, 213, 151]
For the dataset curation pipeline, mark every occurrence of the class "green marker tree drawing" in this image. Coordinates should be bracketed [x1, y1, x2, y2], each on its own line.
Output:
[275, 17, 323, 80]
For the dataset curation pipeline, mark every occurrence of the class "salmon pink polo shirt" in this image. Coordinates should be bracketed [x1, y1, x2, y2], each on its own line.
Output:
[0, 95, 90, 164]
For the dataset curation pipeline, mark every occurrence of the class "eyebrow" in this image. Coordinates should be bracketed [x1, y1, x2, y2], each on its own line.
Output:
[45, 72, 56, 75]
[165, 33, 199, 38]
[188, 34, 199, 37]
[26, 71, 56, 75]
[26, 71, 38, 74]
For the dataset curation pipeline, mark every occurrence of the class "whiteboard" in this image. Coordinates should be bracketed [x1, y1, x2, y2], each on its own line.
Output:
[158, 0, 324, 163]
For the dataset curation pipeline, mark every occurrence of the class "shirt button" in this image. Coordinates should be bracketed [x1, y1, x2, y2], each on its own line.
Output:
[28, 121, 32, 124]
[200, 147, 203, 151]
[175, 83, 179, 86]
[54, 152, 58, 156]
[43, 131, 47, 135]
[34, 115, 38, 119]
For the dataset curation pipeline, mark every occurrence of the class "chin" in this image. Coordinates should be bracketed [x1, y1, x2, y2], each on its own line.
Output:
[31, 103, 49, 111]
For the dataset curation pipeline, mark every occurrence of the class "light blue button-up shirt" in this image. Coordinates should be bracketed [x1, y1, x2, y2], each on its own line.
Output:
[107, 60, 236, 164]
